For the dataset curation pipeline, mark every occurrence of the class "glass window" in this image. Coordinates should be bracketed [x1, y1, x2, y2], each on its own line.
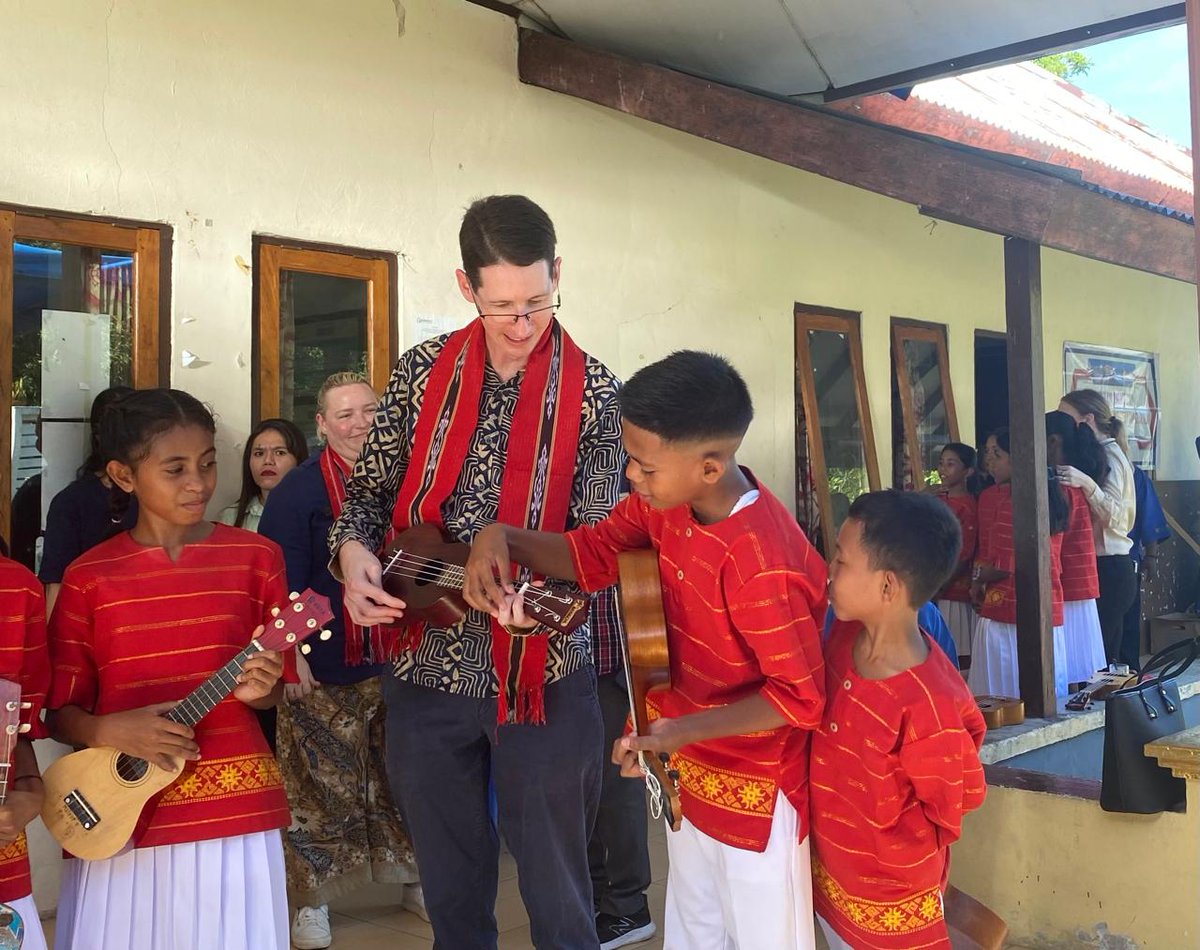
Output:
[891, 322, 959, 490]
[794, 308, 880, 556]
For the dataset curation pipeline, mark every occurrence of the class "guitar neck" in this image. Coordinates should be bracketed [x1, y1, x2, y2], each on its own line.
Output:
[0, 762, 9, 807]
[165, 643, 260, 729]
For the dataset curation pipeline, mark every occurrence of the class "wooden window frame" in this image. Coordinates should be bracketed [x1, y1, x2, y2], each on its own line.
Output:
[891, 318, 960, 488]
[794, 304, 880, 556]
[252, 236, 398, 423]
[0, 204, 171, 538]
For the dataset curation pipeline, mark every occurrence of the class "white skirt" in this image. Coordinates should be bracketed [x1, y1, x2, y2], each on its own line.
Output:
[936, 599, 976, 657]
[967, 618, 1069, 699]
[1062, 599, 1106, 684]
[53, 830, 288, 950]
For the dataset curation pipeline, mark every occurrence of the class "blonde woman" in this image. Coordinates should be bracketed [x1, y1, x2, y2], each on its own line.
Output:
[1056, 389, 1138, 666]
[258, 373, 422, 950]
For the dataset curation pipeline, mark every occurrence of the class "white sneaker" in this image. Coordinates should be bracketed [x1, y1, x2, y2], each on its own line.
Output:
[401, 883, 430, 922]
[291, 904, 332, 949]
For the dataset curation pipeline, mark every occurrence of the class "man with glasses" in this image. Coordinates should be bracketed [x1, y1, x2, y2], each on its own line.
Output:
[329, 195, 624, 949]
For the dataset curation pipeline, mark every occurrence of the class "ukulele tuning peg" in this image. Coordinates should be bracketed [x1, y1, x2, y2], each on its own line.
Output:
[274, 619, 285, 629]
[293, 602, 304, 612]
[3, 702, 15, 712]
[18, 702, 31, 710]
[271, 607, 281, 617]
[319, 629, 332, 641]
[17, 724, 30, 734]
[306, 619, 317, 629]
[289, 591, 300, 601]
[3, 726, 14, 736]
[300, 644, 312, 655]
[286, 633, 297, 643]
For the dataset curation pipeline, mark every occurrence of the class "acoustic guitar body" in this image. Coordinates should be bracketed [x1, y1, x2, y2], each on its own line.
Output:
[380, 523, 471, 628]
[616, 550, 682, 832]
[42, 746, 182, 860]
[974, 695, 1025, 729]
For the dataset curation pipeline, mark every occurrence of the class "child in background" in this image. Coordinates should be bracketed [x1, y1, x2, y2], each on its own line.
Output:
[47, 389, 293, 950]
[969, 428, 1070, 698]
[930, 443, 979, 665]
[1045, 411, 1108, 687]
[812, 490, 986, 949]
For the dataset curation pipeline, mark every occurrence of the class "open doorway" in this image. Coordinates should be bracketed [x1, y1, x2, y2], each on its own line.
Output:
[974, 331, 1009, 444]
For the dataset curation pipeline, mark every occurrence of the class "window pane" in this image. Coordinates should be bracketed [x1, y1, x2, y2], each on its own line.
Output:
[902, 337, 952, 486]
[808, 328, 869, 537]
[278, 271, 369, 444]
[10, 240, 134, 570]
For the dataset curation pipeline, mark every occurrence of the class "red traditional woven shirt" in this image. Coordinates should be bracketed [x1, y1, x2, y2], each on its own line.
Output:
[811, 622, 987, 949]
[48, 525, 293, 849]
[938, 493, 977, 603]
[977, 485, 1064, 626]
[1059, 486, 1100, 602]
[0, 557, 49, 902]
[566, 472, 827, 851]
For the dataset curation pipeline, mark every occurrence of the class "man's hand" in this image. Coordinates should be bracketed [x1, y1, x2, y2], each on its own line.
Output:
[285, 650, 320, 703]
[94, 702, 200, 771]
[464, 524, 516, 616]
[234, 644, 284, 705]
[0, 790, 41, 846]
[339, 539, 406, 626]
[612, 717, 687, 779]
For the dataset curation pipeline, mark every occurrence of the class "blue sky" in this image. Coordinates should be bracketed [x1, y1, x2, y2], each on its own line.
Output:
[1066, 24, 1191, 146]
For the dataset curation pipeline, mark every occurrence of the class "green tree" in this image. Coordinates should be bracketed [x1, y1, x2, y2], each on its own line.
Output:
[1035, 51, 1094, 79]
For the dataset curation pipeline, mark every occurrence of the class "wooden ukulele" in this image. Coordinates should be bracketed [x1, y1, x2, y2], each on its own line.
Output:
[616, 550, 682, 832]
[379, 523, 590, 635]
[41, 590, 334, 861]
[0, 679, 32, 949]
[974, 695, 1025, 729]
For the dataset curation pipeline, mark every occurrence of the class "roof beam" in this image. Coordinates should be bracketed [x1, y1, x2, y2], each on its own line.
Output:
[822, 4, 1186, 102]
[518, 28, 1195, 283]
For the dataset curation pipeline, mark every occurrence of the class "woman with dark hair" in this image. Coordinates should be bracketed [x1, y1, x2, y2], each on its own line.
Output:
[219, 418, 308, 532]
[1057, 389, 1138, 664]
[969, 427, 1071, 698]
[1045, 411, 1108, 686]
[39, 385, 137, 614]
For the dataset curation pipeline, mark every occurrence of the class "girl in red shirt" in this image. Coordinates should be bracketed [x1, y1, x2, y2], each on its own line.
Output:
[48, 389, 292, 950]
[1045, 411, 1108, 687]
[968, 428, 1070, 698]
[930, 443, 978, 665]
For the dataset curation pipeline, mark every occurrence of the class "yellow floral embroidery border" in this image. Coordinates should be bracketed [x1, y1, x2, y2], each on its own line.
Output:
[159, 753, 283, 805]
[813, 858, 943, 936]
[673, 753, 776, 816]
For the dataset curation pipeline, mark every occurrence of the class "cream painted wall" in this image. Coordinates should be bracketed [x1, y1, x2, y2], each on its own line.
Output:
[0, 0, 1195, 506]
[952, 780, 1200, 947]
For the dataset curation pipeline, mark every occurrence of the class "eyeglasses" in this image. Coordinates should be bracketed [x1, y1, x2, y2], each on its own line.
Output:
[475, 295, 561, 326]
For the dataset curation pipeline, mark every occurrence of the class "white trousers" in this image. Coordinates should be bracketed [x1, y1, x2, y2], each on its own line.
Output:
[664, 794, 816, 949]
[53, 830, 288, 950]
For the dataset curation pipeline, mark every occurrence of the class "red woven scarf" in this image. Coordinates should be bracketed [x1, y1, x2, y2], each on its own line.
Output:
[370, 318, 584, 724]
[320, 446, 383, 661]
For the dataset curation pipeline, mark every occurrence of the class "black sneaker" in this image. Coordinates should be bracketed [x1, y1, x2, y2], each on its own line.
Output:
[596, 909, 656, 950]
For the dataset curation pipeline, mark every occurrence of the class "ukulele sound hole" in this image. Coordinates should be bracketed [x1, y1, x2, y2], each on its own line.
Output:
[114, 753, 150, 783]
[413, 558, 441, 588]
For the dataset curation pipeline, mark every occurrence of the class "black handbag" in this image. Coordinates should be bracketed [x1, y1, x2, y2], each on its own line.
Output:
[1100, 637, 1197, 814]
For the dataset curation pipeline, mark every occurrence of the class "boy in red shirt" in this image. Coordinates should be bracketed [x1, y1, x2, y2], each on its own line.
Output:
[466, 351, 826, 948]
[813, 490, 987, 950]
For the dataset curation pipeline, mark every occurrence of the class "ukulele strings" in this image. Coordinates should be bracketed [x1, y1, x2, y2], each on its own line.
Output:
[380, 551, 571, 611]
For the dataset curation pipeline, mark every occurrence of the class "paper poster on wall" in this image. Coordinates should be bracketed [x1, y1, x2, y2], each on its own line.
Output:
[1063, 341, 1159, 471]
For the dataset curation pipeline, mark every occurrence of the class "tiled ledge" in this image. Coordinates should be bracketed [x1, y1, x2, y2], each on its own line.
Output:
[979, 666, 1200, 765]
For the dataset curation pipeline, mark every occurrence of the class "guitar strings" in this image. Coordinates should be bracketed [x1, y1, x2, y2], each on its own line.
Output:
[380, 551, 574, 610]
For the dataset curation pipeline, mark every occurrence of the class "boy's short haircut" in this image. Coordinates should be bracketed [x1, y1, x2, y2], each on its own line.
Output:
[847, 490, 962, 608]
[618, 350, 753, 443]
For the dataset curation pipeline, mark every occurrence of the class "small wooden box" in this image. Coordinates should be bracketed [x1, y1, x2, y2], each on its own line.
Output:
[1149, 613, 1200, 654]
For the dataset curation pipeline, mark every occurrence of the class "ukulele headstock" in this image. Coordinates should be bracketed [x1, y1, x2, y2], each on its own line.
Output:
[517, 583, 590, 635]
[261, 589, 335, 654]
[0, 680, 30, 740]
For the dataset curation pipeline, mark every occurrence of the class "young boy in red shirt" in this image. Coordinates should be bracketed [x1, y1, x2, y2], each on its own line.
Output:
[814, 490, 987, 949]
[465, 350, 826, 948]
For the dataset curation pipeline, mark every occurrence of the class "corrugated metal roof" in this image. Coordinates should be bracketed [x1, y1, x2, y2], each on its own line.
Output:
[835, 61, 1193, 217]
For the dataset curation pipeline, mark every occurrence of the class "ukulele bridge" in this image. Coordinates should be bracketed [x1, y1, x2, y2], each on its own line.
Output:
[64, 789, 101, 831]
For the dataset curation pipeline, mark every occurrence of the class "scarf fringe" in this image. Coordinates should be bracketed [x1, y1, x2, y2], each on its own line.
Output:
[497, 683, 548, 727]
